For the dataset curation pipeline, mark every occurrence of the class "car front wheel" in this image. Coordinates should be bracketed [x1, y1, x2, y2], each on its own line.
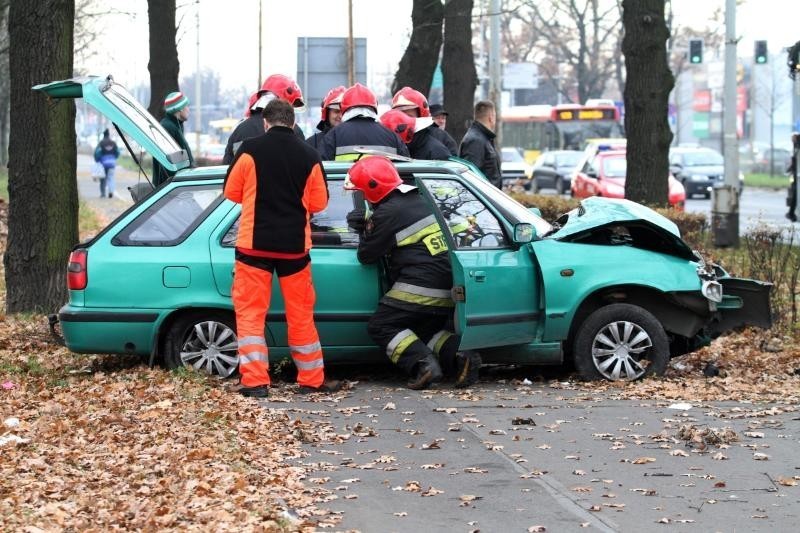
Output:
[163, 311, 239, 378]
[573, 303, 668, 381]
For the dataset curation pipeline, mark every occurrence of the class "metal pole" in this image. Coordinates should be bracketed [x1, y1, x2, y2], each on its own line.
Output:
[258, 0, 263, 88]
[712, 0, 740, 247]
[488, 0, 501, 144]
[194, 0, 202, 157]
[347, 0, 355, 86]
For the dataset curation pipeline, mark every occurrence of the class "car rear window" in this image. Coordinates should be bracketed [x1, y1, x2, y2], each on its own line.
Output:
[113, 184, 223, 246]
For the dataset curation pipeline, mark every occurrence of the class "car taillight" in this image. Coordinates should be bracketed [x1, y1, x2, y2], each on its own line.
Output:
[67, 249, 88, 290]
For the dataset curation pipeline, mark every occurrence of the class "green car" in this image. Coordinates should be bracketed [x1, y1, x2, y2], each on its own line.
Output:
[41, 76, 772, 382]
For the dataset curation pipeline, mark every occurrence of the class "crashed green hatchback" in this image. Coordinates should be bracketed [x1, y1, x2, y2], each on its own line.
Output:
[41, 76, 772, 382]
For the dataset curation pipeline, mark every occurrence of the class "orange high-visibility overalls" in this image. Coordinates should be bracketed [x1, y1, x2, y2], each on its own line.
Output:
[224, 125, 329, 388]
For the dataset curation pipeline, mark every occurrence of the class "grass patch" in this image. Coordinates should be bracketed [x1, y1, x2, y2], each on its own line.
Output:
[79, 200, 104, 235]
[0, 166, 7, 202]
[744, 173, 791, 189]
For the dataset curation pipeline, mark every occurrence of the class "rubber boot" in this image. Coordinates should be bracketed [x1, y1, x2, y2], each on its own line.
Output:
[407, 354, 443, 390]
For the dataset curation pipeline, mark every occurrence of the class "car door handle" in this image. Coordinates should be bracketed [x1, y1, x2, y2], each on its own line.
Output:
[470, 270, 487, 282]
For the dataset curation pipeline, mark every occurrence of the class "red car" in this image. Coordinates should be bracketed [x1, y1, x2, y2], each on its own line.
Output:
[571, 150, 685, 210]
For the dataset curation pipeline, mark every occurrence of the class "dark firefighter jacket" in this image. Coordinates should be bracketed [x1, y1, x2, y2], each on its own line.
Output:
[320, 117, 410, 161]
[357, 188, 453, 315]
[408, 128, 451, 160]
[429, 124, 458, 156]
[223, 115, 306, 165]
[306, 120, 332, 153]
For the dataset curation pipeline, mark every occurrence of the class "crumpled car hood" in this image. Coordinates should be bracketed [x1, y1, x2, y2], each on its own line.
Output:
[549, 196, 695, 260]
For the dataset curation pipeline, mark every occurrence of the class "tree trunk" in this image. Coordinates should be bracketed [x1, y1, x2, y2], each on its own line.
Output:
[392, 0, 444, 96]
[442, 0, 477, 145]
[147, 0, 180, 119]
[5, 0, 77, 313]
[621, 0, 674, 206]
[0, 0, 9, 165]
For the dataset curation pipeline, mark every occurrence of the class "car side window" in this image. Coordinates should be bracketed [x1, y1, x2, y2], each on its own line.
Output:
[114, 185, 222, 246]
[221, 180, 360, 248]
[422, 178, 508, 249]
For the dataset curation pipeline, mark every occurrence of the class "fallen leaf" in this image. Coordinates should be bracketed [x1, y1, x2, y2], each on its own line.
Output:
[393, 512, 408, 517]
[632, 457, 656, 464]
[571, 486, 592, 493]
[777, 477, 798, 487]
[753, 453, 770, 461]
[712, 452, 728, 460]
[383, 402, 396, 410]
[421, 486, 444, 497]
[422, 441, 441, 450]
[527, 526, 546, 532]
[421, 464, 444, 470]
[670, 449, 689, 457]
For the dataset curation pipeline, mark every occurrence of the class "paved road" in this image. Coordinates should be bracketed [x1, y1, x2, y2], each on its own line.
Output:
[77, 153, 143, 224]
[279, 377, 800, 532]
[684, 187, 800, 236]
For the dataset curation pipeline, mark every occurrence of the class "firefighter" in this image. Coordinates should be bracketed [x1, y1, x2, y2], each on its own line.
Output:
[223, 74, 307, 164]
[320, 83, 410, 161]
[380, 109, 451, 160]
[307, 86, 346, 152]
[344, 156, 480, 390]
[224, 98, 342, 397]
[391, 86, 458, 155]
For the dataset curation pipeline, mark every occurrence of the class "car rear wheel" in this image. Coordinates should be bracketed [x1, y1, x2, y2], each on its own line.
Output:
[573, 303, 668, 381]
[555, 177, 565, 195]
[163, 311, 239, 378]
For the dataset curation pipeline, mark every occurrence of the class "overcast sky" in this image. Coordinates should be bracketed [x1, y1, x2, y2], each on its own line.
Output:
[79, 0, 799, 94]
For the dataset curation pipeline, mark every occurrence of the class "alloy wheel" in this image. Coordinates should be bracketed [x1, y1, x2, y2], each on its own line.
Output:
[591, 320, 653, 380]
[179, 320, 239, 377]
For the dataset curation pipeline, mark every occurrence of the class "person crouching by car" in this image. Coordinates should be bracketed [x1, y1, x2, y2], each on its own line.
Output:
[344, 156, 480, 390]
[224, 98, 342, 398]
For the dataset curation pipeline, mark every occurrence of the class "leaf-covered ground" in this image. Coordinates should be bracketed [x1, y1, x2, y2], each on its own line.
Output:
[0, 316, 339, 531]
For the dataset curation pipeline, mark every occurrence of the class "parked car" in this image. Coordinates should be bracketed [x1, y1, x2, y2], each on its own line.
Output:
[41, 76, 771, 382]
[500, 147, 532, 188]
[197, 143, 226, 166]
[529, 150, 583, 194]
[669, 147, 732, 199]
[752, 147, 792, 175]
[572, 150, 686, 210]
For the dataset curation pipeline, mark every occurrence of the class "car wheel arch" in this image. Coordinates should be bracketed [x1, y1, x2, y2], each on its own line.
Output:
[564, 284, 702, 359]
[157, 307, 236, 360]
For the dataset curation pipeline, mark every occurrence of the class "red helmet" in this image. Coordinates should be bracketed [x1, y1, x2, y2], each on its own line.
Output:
[258, 74, 305, 109]
[321, 86, 346, 121]
[344, 156, 402, 204]
[391, 86, 430, 117]
[245, 91, 259, 117]
[379, 109, 415, 144]
[340, 83, 378, 115]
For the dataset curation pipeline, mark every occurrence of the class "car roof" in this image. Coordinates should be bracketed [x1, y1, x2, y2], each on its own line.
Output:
[172, 159, 473, 182]
[596, 150, 626, 158]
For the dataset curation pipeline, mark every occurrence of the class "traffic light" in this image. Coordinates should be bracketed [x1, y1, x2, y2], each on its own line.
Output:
[689, 39, 703, 64]
[754, 40, 768, 64]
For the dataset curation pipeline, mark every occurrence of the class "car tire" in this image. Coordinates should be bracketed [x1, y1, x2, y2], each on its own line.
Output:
[573, 303, 668, 381]
[529, 178, 539, 193]
[163, 311, 240, 378]
[555, 177, 565, 195]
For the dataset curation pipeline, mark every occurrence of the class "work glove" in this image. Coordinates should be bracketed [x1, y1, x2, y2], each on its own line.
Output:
[346, 208, 368, 233]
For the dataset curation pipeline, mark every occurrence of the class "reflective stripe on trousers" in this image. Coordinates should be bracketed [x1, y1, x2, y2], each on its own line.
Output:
[232, 259, 325, 388]
[386, 328, 419, 363]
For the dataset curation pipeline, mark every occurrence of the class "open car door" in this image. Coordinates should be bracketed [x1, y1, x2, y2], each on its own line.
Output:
[416, 174, 542, 350]
[33, 75, 190, 174]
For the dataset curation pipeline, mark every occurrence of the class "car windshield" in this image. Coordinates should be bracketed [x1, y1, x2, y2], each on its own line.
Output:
[556, 120, 624, 150]
[556, 152, 582, 167]
[682, 151, 723, 166]
[502, 148, 524, 163]
[461, 169, 553, 237]
[602, 157, 627, 177]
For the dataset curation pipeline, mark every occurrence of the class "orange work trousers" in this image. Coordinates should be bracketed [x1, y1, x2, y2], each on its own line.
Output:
[232, 256, 325, 388]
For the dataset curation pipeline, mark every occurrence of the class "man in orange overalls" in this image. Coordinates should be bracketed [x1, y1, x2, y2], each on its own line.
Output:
[224, 98, 341, 398]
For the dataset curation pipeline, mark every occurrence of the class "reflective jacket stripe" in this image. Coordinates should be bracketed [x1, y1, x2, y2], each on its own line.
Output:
[386, 329, 418, 363]
[385, 290, 455, 308]
[290, 342, 322, 355]
[240, 351, 269, 364]
[391, 282, 451, 299]
[395, 214, 439, 245]
[335, 145, 398, 156]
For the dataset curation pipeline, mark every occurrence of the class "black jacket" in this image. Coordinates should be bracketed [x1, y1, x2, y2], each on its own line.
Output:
[429, 124, 458, 156]
[357, 189, 453, 315]
[459, 121, 501, 187]
[223, 115, 305, 164]
[306, 121, 332, 153]
[153, 114, 194, 187]
[320, 117, 410, 161]
[408, 128, 451, 160]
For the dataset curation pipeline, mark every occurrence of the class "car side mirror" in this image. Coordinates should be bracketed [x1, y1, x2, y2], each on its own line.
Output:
[513, 222, 535, 244]
[528, 207, 542, 217]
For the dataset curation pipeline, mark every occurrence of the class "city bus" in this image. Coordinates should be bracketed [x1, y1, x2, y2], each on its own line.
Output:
[502, 103, 624, 163]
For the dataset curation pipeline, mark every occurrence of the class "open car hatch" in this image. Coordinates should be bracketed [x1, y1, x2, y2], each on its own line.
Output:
[33, 75, 190, 173]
